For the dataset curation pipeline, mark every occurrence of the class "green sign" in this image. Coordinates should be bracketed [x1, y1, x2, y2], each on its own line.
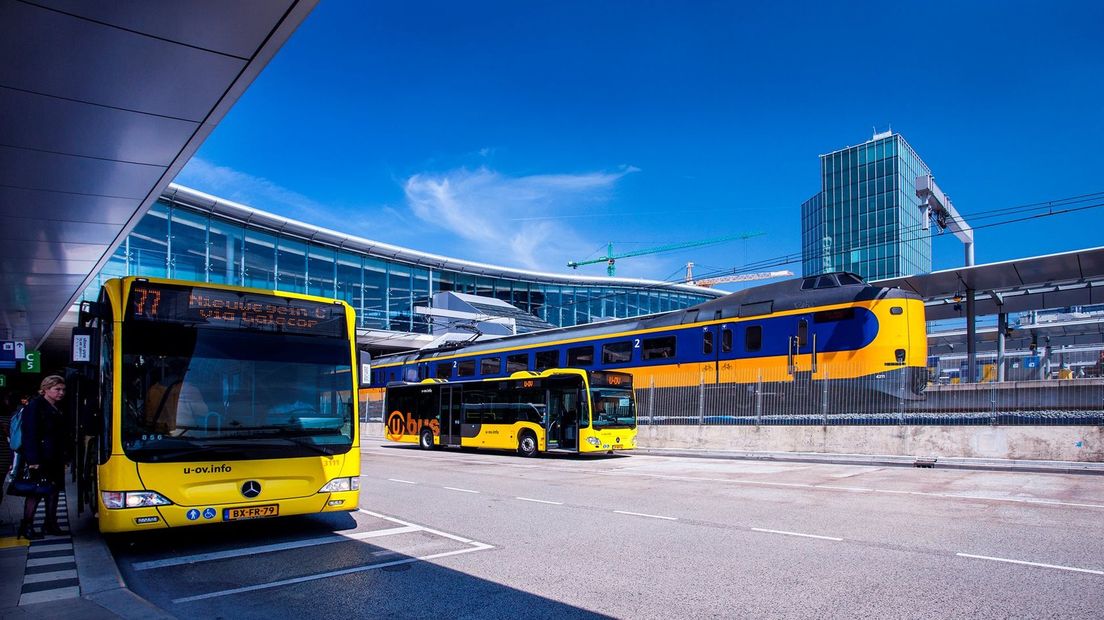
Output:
[20, 351, 40, 374]
[0, 374, 6, 387]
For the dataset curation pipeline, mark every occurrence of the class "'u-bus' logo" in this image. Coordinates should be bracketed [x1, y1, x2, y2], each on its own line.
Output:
[385, 410, 440, 441]
[386, 411, 406, 441]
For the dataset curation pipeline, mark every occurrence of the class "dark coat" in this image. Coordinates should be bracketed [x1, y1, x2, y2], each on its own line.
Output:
[20, 395, 68, 467]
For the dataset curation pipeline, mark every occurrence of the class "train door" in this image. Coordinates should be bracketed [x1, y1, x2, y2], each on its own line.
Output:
[788, 316, 817, 382]
[702, 324, 721, 384]
[440, 386, 463, 447]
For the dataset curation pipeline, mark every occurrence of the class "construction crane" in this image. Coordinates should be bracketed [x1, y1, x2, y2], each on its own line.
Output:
[567, 232, 764, 277]
[683, 263, 793, 288]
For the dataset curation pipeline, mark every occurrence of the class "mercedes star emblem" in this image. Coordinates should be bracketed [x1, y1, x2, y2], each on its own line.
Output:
[241, 480, 262, 498]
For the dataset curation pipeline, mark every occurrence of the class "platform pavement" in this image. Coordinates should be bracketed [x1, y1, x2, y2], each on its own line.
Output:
[2, 449, 1101, 620]
[0, 474, 173, 620]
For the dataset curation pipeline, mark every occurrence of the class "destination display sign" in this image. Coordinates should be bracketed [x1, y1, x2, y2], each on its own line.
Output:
[589, 371, 633, 388]
[127, 282, 346, 338]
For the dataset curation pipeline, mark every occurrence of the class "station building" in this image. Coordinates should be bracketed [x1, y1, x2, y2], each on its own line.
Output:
[80, 184, 721, 351]
[801, 131, 933, 280]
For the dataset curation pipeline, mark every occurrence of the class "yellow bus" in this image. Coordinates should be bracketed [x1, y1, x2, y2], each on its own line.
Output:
[384, 369, 637, 456]
[74, 277, 360, 533]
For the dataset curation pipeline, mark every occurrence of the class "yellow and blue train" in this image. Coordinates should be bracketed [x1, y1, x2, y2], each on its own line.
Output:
[364, 272, 928, 416]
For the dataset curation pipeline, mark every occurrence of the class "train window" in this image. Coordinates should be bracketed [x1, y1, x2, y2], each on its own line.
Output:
[641, 336, 676, 361]
[404, 367, 419, 382]
[745, 326, 762, 352]
[506, 353, 529, 373]
[480, 357, 502, 375]
[837, 273, 864, 285]
[457, 359, 475, 377]
[797, 319, 808, 346]
[739, 301, 773, 317]
[567, 346, 594, 365]
[535, 350, 559, 371]
[435, 363, 452, 379]
[800, 277, 817, 290]
[722, 328, 732, 353]
[814, 308, 855, 322]
[814, 275, 838, 289]
[703, 331, 714, 355]
[602, 341, 632, 364]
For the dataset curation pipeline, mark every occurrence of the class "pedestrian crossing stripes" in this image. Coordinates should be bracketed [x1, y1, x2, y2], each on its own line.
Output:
[18, 493, 79, 606]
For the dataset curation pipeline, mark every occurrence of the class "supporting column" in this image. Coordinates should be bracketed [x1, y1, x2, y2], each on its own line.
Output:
[996, 312, 1007, 382]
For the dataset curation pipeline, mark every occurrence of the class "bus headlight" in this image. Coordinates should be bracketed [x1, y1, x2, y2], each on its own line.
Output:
[586, 437, 601, 447]
[101, 491, 172, 509]
[319, 477, 360, 493]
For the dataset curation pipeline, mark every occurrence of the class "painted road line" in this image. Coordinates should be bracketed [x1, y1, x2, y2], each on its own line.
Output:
[516, 497, 564, 505]
[173, 544, 495, 603]
[133, 525, 419, 571]
[751, 528, 843, 541]
[444, 487, 480, 494]
[22, 569, 78, 584]
[387, 478, 417, 484]
[25, 556, 75, 568]
[359, 509, 488, 545]
[614, 510, 677, 521]
[956, 553, 1104, 576]
[176, 512, 494, 604]
[18, 586, 80, 605]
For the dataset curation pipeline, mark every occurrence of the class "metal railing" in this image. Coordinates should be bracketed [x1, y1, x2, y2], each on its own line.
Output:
[634, 362, 1104, 426]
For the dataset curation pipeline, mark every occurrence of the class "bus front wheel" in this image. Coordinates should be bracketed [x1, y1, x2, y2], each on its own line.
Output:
[419, 429, 435, 450]
[517, 432, 537, 458]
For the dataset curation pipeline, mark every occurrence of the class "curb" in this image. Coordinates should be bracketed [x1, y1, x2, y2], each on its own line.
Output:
[633, 447, 1104, 475]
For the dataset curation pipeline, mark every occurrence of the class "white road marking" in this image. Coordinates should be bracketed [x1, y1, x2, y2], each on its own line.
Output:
[26, 543, 72, 553]
[443, 487, 480, 494]
[26, 556, 75, 568]
[387, 478, 417, 484]
[132, 526, 418, 571]
[956, 553, 1104, 575]
[170, 511, 495, 604]
[614, 510, 677, 521]
[18, 586, 80, 605]
[22, 569, 78, 584]
[751, 527, 843, 541]
[172, 544, 495, 603]
[516, 497, 563, 505]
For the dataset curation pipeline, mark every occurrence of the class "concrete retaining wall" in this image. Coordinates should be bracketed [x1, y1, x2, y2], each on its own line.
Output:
[639, 424, 1103, 462]
[361, 422, 1104, 462]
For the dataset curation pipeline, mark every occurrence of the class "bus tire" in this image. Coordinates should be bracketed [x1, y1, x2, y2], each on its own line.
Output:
[517, 431, 537, 458]
[419, 429, 435, 450]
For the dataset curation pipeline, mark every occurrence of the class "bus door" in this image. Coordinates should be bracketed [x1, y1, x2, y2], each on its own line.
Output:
[440, 386, 463, 447]
[546, 382, 579, 452]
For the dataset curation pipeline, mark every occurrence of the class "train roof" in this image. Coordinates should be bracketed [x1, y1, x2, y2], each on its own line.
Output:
[371, 272, 920, 364]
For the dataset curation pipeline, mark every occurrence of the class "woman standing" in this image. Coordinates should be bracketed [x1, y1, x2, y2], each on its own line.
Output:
[18, 375, 68, 540]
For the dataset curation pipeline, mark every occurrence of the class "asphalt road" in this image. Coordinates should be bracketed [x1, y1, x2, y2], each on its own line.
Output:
[107, 443, 1104, 619]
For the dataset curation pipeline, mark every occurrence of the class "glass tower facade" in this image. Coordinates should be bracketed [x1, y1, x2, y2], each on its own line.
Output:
[84, 186, 717, 335]
[801, 132, 933, 280]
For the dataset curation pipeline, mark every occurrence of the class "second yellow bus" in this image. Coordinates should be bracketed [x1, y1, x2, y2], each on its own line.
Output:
[384, 369, 636, 456]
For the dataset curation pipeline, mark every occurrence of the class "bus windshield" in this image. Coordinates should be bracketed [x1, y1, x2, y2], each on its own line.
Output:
[590, 387, 636, 429]
[120, 322, 354, 462]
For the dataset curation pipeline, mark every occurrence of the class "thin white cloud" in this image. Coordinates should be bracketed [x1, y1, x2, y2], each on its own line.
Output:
[403, 166, 637, 271]
[176, 156, 351, 229]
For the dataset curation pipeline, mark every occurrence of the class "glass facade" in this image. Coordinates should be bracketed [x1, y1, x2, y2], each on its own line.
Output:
[86, 192, 715, 335]
[801, 133, 933, 280]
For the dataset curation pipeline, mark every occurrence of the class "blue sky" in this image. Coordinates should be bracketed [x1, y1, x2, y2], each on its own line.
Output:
[177, 1, 1104, 289]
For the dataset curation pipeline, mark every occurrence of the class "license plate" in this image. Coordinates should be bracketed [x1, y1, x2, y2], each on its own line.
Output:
[224, 504, 279, 521]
